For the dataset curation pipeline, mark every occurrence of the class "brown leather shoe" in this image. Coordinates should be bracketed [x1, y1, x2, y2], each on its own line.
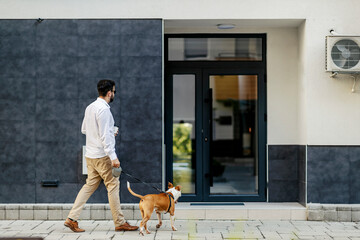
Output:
[115, 222, 139, 231]
[64, 218, 85, 232]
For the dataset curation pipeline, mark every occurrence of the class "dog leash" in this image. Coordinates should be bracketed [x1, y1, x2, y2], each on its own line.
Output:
[121, 169, 165, 194]
[121, 169, 174, 214]
[166, 193, 174, 213]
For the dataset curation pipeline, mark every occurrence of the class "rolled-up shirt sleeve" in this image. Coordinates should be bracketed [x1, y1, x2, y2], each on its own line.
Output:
[97, 108, 118, 160]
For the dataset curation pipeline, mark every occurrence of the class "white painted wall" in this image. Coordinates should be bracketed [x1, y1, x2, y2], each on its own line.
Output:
[2, 0, 360, 145]
[298, 21, 308, 145]
[301, 18, 360, 145]
[267, 28, 299, 144]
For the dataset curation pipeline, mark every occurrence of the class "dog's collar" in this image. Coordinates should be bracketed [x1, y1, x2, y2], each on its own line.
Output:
[166, 192, 174, 199]
[166, 192, 174, 213]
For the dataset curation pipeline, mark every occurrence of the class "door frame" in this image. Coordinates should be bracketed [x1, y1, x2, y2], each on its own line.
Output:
[202, 68, 267, 202]
[165, 34, 267, 202]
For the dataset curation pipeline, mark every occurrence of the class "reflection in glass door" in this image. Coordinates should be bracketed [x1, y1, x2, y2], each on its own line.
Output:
[208, 75, 258, 196]
[172, 75, 196, 194]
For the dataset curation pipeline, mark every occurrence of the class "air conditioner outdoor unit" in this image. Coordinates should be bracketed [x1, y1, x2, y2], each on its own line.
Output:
[326, 35, 360, 72]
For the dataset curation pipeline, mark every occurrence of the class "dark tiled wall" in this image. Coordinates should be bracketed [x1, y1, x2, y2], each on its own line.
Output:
[268, 145, 306, 204]
[0, 20, 162, 203]
[298, 146, 306, 206]
[307, 146, 360, 204]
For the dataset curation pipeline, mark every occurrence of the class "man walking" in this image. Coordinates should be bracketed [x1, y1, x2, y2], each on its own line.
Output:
[64, 79, 138, 232]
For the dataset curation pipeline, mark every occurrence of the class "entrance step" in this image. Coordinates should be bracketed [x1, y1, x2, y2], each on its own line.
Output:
[0, 202, 306, 221]
[176, 202, 306, 220]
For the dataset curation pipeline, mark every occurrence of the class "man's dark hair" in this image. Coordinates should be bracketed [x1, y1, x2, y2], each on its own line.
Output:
[97, 79, 115, 97]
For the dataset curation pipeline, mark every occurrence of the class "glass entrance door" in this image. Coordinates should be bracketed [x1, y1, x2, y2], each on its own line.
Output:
[203, 71, 266, 201]
[166, 69, 266, 202]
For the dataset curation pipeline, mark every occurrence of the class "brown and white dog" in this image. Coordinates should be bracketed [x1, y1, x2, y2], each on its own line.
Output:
[127, 181, 181, 235]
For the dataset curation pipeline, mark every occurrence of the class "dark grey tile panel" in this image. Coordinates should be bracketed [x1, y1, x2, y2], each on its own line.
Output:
[0, 184, 35, 203]
[307, 146, 355, 203]
[36, 183, 79, 203]
[36, 57, 78, 78]
[299, 181, 306, 206]
[298, 146, 306, 182]
[120, 77, 162, 97]
[0, 141, 35, 163]
[298, 145, 306, 206]
[308, 180, 350, 204]
[77, 20, 122, 35]
[0, 160, 35, 184]
[307, 146, 349, 184]
[0, 78, 36, 100]
[268, 145, 302, 202]
[35, 120, 78, 143]
[268, 180, 298, 202]
[35, 142, 80, 183]
[0, 36, 35, 57]
[36, 35, 78, 57]
[118, 140, 162, 164]
[77, 57, 121, 77]
[120, 57, 162, 78]
[268, 145, 299, 161]
[120, 160, 162, 183]
[120, 34, 162, 57]
[36, 100, 78, 120]
[120, 118, 162, 142]
[0, 20, 36, 36]
[0, 57, 36, 77]
[349, 147, 360, 203]
[78, 35, 121, 57]
[119, 20, 162, 36]
[268, 159, 298, 181]
[36, 20, 78, 37]
[307, 182, 320, 203]
[0, 120, 35, 142]
[0, 100, 35, 121]
[118, 76, 161, 122]
[36, 77, 78, 100]
[0, 99, 35, 121]
[120, 92, 161, 121]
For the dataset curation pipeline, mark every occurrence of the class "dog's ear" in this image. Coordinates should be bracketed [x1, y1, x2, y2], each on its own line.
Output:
[168, 182, 174, 189]
[175, 185, 181, 191]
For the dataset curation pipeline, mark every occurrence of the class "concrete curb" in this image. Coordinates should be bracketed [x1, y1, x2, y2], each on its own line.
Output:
[307, 203, 360, 222]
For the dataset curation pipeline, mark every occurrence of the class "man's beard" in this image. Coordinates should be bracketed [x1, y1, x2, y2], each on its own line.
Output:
[110, 94, 115, 102]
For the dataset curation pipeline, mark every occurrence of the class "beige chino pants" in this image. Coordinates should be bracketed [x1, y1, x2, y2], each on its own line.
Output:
[68, 156, 125, 227]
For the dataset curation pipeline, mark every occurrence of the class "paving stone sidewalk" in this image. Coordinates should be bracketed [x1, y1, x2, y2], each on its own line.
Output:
[1, 220, 360, 240]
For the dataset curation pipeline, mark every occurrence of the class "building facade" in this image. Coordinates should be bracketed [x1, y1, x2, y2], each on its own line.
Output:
[1, 0, 360, 205]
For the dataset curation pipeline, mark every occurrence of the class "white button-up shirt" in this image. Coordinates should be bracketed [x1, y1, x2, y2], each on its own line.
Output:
[81, 98, 117, 160]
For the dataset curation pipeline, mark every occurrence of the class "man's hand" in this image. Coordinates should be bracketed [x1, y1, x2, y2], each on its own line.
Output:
[112, 158, 120, 168]
[114, 126, 119, 137]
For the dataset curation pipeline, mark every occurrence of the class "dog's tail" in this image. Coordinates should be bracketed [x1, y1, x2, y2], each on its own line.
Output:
[127, 181, 144, 199]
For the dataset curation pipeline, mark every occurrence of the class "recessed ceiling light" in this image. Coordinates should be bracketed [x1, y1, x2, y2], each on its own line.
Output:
[217, 24, 236, 30]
